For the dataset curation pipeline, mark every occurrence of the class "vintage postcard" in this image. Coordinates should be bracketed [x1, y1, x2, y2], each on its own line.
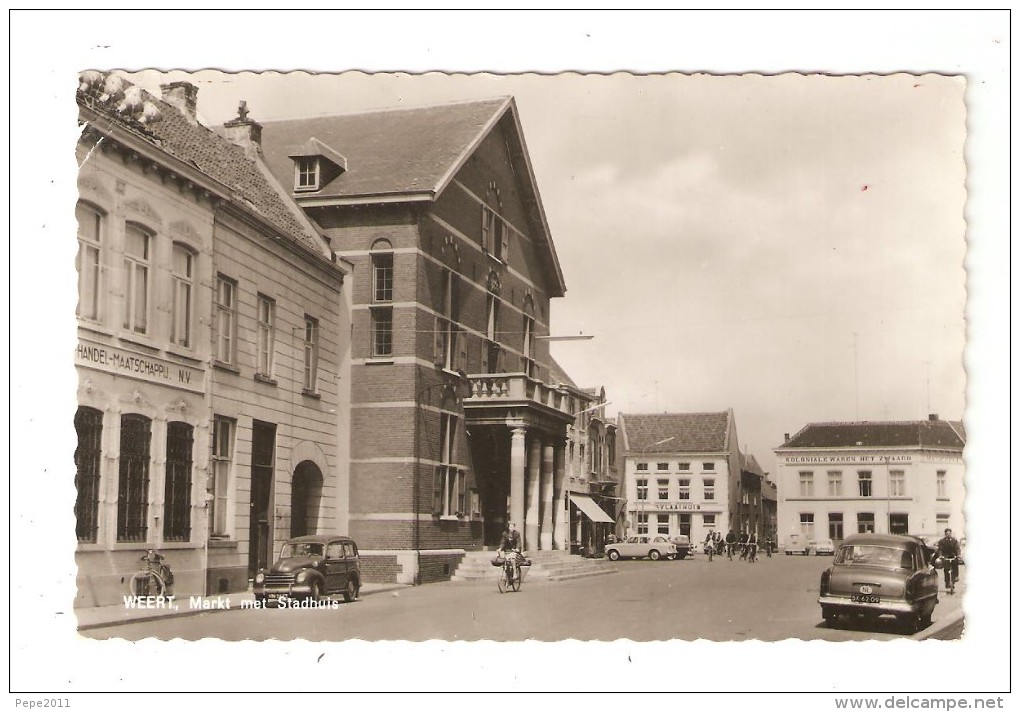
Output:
[9, 9, 1010, 702]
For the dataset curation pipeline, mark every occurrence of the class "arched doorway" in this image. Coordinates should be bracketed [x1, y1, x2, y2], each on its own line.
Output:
[291, 461, 324, 538]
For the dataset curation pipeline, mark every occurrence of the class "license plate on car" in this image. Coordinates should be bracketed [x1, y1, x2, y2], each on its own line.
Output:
[851, 594, 881, 604]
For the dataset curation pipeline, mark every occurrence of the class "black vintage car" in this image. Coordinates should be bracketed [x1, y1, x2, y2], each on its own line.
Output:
[254, 535, 362, 606]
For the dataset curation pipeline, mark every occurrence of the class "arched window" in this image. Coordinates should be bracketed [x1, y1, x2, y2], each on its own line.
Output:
[164, 422, 194, 542]
[171, 243, 195, 348]
[74, 407, 103, 542]
[75, 202, 103, 321]
[117, 414, 151, 542]
[370, 239, 394, 358]
[123, 224, 151, 334]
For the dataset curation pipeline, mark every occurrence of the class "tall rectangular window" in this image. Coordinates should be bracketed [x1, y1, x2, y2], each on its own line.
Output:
[636, 513, 649, 535]
[117, 414, 151, 542]
[799, 471, 814, 497]
[485, 293, 501, 373]
[433, 413, 465, 517]
[171, 244, 194, 348]
[210, 416, 234, 537]
[74, 407, 103, 542]
[889, 470, 906, 497]
[678, 478, 691, 500]
[163, 422, 193, 542]
[858, 471, 873, 497]
[657, 479, 669, 500]
[435, 270, 459, 370]
[657, 514, 670, 535]
[636, 478, 648, 501]
[857, 512, 875, 534]
[256, 295, 275, 377]
[371, 307, 393, 357]
[215, 276, 237, 364]
[889, 513, 909, 535]
[76, 203, 102, 321]
[828, 512, 844, 540]
[373, 252, 393, 302]
[522, 313, 535, 377]
[799, 513, 815, 539]
[303, 317, 319, 392]
[481, 206, 510, 262]
[703, 478, 715, 500]
[936, 470, 947, 498]
[827, 471, 842, 496]
[123, 225, 150, 334]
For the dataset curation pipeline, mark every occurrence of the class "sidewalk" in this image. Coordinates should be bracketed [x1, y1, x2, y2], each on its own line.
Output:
[75, 582, 410, 631]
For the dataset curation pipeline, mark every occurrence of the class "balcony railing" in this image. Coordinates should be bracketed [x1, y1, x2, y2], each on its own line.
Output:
[465, 372, 570, 415]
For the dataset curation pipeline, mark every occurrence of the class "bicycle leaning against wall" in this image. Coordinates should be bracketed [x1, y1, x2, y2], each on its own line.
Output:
[128, 549, 175, 596]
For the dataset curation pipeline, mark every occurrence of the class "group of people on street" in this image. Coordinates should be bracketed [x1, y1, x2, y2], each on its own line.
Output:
[704, 529, 771, 562]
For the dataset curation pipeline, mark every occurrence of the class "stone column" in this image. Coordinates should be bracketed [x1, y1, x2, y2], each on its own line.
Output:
[525, 435, 542, 551]
[552, 439, 568, 550]
[540, 441, 555, 550]
[509, 427, 527, 536]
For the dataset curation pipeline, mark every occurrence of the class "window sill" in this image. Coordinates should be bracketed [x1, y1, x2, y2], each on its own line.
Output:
[302, 389, 321, 400]
[166, 349, 202, 365]
[485, 252, 506, 266]
[208, 538, 238, 549]
[213, 360, 241, 375]
[254, 373, 278, 386]
[118, 334, 161, 354]
[365, 357, 395, 365]
[438, 515, 462, 522]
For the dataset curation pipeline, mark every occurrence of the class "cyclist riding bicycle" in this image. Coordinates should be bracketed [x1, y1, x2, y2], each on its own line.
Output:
[932, 528, 962, 594]
[498, 522, 524, 583]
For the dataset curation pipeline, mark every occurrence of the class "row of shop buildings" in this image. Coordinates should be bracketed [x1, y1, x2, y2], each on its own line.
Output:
[73, 72, 623, 606]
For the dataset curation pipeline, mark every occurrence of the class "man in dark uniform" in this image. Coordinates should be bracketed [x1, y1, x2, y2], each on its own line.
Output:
[932, 528, 962, 593]
[725, 529, 737, 561]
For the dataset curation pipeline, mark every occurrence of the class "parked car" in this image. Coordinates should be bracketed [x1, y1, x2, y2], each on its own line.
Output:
[605, 535, 676, 561]
[785, 533, 811, 555]
[669, 535, 692, 560]
[809, 538, 835, 556]
[254, 534, 362, 606]
[818, 533, 939, 633]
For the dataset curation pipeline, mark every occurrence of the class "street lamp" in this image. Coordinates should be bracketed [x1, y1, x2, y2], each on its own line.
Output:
[412, 368, 470, 586]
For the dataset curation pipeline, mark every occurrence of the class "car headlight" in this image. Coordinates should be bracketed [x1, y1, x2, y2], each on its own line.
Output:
[254, 571, 265, 584]
[296, 570, 308, 584]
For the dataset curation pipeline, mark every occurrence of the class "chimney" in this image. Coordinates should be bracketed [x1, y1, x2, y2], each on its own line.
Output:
[160, 82, 199, 124]
[223, 100, 262, 158]
[928, 413, 939, 421]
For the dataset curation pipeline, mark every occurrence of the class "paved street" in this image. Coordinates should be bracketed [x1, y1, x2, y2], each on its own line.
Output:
[82, 554, 964, 642]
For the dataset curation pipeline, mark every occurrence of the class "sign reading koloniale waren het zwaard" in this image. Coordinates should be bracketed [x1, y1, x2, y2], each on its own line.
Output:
[75, 338, 205, 393]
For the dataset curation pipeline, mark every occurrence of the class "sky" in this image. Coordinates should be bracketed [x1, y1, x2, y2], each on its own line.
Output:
[8, 9, 1010, 698]
[125, 69, 968, 475]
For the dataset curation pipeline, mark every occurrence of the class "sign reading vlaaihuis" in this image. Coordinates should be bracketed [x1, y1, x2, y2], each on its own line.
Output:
[653, 503, 703, 511]
[781, 454, 913, 465]
[76, 339, 205, 393]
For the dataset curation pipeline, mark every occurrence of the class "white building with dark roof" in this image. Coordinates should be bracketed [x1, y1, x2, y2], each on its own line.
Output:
[618, 410, 755, 544]
[773, 414, 966, 550]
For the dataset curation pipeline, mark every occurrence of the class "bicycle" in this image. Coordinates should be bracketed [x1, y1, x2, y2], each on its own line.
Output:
[496, 551, 528, 593]
[939, 556, 959, 595]
[128, 549, 174, 596]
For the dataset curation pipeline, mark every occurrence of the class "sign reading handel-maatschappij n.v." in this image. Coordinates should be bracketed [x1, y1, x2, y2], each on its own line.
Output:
[76, 339, 205, 394]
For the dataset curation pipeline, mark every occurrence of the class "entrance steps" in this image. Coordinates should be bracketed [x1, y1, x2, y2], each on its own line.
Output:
[449, 549, 616, 583]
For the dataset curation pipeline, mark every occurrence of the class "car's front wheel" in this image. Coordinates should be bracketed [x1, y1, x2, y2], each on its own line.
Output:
[607, 550, 620, 561]
[649, 550, 661, 561]
[309, 580, 322, 603]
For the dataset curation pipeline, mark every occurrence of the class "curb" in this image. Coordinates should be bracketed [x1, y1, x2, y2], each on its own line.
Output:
[76, 583, 411, 632]
[912, 609, 965, 640]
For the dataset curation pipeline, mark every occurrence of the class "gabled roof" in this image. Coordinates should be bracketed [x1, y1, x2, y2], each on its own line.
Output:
[76, 72, 329, 260]
[741, 452, 766, 477]
[258, 97, 566, 296]
[620, 412, 732, 454]
[779, 420, 966, 450]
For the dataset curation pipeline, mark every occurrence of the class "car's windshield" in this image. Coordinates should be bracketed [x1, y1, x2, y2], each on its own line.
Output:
[834, 544, 911, 569]
[280, 542, 324, 558]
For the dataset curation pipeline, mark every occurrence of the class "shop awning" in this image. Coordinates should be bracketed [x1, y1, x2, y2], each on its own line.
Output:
[569, 494, 615, 523]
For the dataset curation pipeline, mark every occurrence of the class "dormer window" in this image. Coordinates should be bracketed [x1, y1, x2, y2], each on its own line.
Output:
[295, 157, 320, 191]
